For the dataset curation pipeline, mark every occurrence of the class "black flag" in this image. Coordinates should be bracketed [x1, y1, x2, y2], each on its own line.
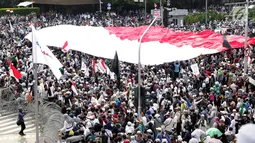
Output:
[223, 35, 232, 49]
[111, 51, 120, 89]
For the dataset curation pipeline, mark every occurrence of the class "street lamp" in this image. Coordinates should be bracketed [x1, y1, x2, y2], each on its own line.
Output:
[205, 0, 208, 24]
[138, 16, 158, 119]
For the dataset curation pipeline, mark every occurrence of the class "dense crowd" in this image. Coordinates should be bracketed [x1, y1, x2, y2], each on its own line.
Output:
[1, 11, 255, 143]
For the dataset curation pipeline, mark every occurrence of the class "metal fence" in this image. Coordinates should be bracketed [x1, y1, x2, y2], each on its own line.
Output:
[0, 87, 64, 143]
[39, 102, 64, 143]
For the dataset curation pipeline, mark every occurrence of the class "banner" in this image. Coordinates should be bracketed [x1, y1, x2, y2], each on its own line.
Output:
[249, 77, 255, 86]
[190, 63, 200, 76]
[151, 9, 161, 20]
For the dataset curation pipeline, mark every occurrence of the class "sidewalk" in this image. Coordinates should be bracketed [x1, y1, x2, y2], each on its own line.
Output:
[0, 133, 36, 143]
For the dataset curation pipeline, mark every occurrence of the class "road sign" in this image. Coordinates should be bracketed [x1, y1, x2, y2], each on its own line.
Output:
[107, 6, 111, 10]
[107, 3, 111, 7]
[167, 0, 170, 7]
[151, 9, 161, 20]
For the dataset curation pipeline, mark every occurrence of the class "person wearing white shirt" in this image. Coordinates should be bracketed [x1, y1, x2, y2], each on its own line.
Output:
[191, 125, 206, 142]
[164, 114, 175, 134]
[125, 121, 135, 135]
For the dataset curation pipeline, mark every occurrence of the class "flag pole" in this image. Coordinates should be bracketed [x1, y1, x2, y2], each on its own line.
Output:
[138, 16, 157, 119]
[32, 25, 40, 143]
[33, 62, 40, 143]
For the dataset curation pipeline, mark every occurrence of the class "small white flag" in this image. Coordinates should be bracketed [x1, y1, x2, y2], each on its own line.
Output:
[9, 20, 14, 33]
[31, 26, 63, 79]
[81, 61, 89, 77]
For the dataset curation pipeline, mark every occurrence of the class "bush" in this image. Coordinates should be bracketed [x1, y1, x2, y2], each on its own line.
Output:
[0, 7, 40, 15]
[184, 10, 226, 24]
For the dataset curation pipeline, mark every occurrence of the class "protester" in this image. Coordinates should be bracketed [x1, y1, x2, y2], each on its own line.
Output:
[17, 108, 26, 136]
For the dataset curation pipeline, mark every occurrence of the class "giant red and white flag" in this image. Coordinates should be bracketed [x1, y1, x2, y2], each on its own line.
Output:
[25, 25, 255, 65]
[31, 26, 63, 79]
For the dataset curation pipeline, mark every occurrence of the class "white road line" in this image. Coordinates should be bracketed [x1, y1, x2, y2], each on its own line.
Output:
[0, 115, 34, 127]
[0, 116, 33, 125]
[1, 124, 35, 134]
[0, 112, 17, 120]
[0, 133, 36, 141]
[0, 111, 15, 117]
[0, 120, 34, 132]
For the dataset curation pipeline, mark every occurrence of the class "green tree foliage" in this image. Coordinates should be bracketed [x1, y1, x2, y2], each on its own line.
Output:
[184, 10, 226, 24]
[0, 7, 40, 15]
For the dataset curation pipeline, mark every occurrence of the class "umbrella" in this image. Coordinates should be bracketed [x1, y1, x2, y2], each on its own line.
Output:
[206, 128, 223, 137]
[207, 138, 223, 143]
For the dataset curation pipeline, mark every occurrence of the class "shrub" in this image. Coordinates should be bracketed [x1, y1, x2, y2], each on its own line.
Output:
[0, 7, 40, 15]
[184, 10, 226, 24]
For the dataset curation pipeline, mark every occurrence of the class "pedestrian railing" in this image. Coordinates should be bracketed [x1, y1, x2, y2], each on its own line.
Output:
[38, 102, 64, 143]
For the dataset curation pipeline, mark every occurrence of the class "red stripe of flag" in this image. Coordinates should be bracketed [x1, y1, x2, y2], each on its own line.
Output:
[101, 59, 107, 70]
[62, 41, 68, 53]
[9, 63, 22, 80]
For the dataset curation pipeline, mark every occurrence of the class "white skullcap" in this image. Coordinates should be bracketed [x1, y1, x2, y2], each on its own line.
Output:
[237, 124, 255, 143]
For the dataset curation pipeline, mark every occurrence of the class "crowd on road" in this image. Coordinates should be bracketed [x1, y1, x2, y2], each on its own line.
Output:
[0, 11, 255, 143]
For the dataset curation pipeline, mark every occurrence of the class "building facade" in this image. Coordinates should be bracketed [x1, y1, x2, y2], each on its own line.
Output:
[34, 0, 99, 5]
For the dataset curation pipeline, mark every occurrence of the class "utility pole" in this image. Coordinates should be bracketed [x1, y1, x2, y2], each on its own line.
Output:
[160, 0, 163, 25]
[145, 0, 147, 22]
[244, 0, 249, 74]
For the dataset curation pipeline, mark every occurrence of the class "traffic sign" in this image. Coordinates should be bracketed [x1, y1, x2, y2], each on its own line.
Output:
[107, 3, 111, 7]
[167, 0, 170, 7]
[107, 6, 111, 10]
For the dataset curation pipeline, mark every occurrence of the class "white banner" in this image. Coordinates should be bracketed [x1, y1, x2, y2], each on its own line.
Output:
[190, 63, 200, 76]
[249, 77, 255, 86]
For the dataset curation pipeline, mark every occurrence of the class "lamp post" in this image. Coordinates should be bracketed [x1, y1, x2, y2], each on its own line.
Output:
[205, 0, 208, 24]
[160, 0, 163, 25]
[138, 16, 158, 119]
[99, 0, 102, 13]
[244, 0, 249, 74]
[225, 0, 255, 74]
[145, 0, 147, 22]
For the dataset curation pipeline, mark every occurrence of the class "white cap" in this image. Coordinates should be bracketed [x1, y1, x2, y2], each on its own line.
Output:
[237, 124, 255, 143]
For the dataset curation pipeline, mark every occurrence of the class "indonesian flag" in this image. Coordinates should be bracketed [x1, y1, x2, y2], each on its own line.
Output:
[92, 59, 98, 74]
[154, 3, 157, 8]
[61, 41, 69, 53]
[71, 81, 78, 95]
[31, 25, 63, 79]
[10, 10, 13, 13]
[97, 59, 110, 75]
[25, 26, 255, 65]
[9, 63, 22, 82]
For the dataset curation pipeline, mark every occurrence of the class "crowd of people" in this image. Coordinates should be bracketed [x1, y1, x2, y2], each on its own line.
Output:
[0, 11, 255, 143]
